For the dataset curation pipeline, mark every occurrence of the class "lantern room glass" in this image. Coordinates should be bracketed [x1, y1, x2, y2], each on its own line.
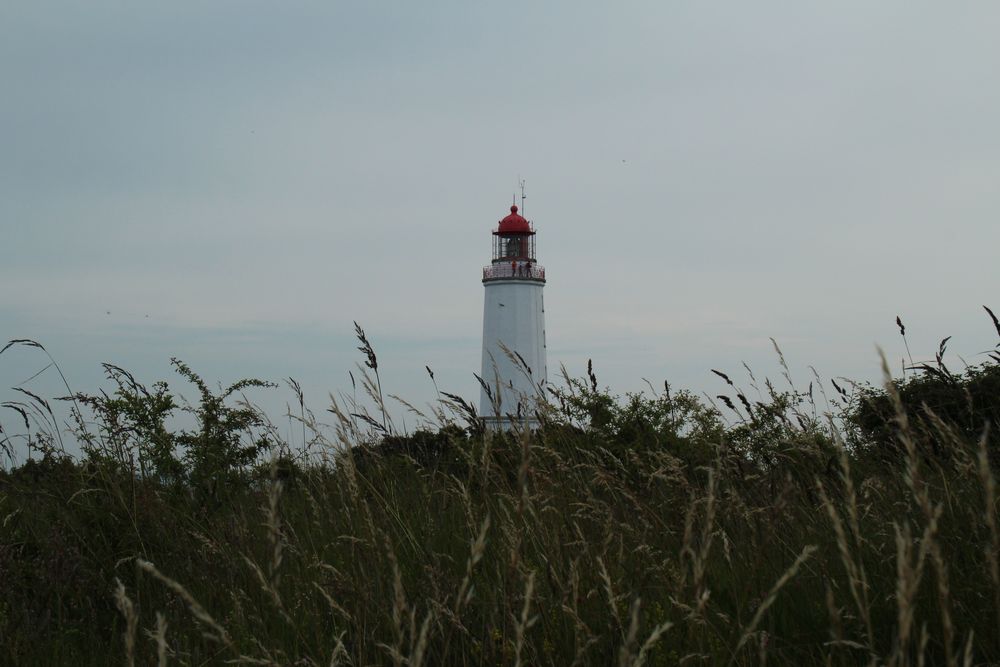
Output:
[492, 234, 536, 261]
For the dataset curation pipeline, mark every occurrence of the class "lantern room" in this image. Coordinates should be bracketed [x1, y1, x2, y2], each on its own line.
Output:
[491, 205, 536, 261]
[483, 204, 545, 283]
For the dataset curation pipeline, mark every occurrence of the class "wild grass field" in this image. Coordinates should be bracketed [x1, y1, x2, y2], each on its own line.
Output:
[3, 314, 1000, 666]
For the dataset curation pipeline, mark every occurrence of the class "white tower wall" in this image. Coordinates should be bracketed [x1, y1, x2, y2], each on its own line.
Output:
[480, 279, 547, 425]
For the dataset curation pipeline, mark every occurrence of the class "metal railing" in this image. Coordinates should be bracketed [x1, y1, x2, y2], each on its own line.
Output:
[482, 263, 546, 281]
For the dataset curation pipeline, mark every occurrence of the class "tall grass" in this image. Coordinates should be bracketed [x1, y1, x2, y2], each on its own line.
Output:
[2, 327, 1000, 665]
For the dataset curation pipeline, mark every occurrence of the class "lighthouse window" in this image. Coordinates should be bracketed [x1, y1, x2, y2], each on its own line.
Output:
[505, 238, 521, 257]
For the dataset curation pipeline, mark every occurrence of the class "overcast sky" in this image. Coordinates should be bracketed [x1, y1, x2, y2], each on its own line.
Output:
[3, 2, 1000, 458]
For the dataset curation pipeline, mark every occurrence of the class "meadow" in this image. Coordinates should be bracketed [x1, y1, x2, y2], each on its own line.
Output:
[3, 314, 1000, 666]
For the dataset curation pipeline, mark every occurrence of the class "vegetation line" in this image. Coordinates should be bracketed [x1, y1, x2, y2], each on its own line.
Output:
[3, 310, 1000, 664]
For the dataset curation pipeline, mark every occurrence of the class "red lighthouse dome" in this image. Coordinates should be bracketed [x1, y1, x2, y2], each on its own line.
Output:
[497, 205, 532, 234]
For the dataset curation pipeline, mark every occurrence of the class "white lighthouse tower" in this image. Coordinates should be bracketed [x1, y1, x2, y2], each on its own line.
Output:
[480, 203, 547, 428]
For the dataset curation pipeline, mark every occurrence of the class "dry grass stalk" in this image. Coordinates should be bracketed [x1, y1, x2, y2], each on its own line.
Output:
[328, 632, 349, 667]
[137, 559, 233, 649]
[375, 534, 408, 667]
[454, 515, 490, 614]
[824, 582, 843, 649]
[889, 514, 936, 667]
[928, 530, 956, 667]
[242, 555, 292, 625]
[695, 469, 717, 594]
[730, 544, 817, 662]
[512, 570, 537, 667]
[239, 473, 293, 626]
[563, 558, 600, 666]
[516, 430, 533, 517]
[150, 612, 168, 667]
[963, 630, 974, 667]
[917, 622, 929, 667]
[312, 580, 352, 621]
[832, 428, 876, 648]
[976, 426, 1000, 649]
[880, 353, 958, 666]
[633, 619, 673, 667]
[265, 478, 284, 583]
[679, 468, 717, 620]
[598, 556, 625, 635]
[616, 598, 672, 667]
[409, 609, 434, 667]
[818, 480, 873, 653]
[113, 578, 138, 667]
[388, 393, 429, 423]
[617, 598, 642, 667]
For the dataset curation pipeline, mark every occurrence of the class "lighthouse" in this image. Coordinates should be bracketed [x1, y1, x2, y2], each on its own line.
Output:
[480, 203, 547, 428]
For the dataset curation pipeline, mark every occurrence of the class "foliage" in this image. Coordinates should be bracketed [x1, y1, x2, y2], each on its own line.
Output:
[549, 361, 724, 462]
[169, 359, 275, 501]
[72, 364, 182, 482]
[848, 361, 1000, 462]
[68, 359, 275, 502]
[4, 332, 1000, 664]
